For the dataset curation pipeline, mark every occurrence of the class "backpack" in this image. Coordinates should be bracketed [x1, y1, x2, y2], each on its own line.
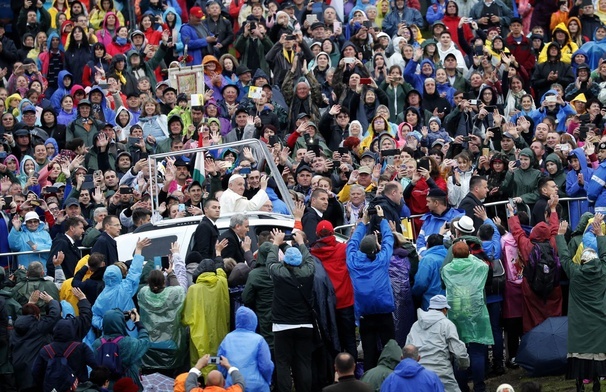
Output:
[42, 342, 80, 392]
[524, 241, 561, 300]
[467, 241, 505, 295]
[95, 336, 125, 380]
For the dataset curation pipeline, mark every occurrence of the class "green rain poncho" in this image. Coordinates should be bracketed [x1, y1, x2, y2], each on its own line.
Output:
[441, 255, 494, 345]
[182, 268, 230, 377]
[137, 284, 187, 369]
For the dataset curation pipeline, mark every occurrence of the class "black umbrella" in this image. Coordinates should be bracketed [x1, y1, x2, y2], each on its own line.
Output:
[516, 316, 568, 377]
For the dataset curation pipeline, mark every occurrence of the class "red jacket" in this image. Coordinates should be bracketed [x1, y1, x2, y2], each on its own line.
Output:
[505, 34, 536, 75]
[310, 235, 355, 309]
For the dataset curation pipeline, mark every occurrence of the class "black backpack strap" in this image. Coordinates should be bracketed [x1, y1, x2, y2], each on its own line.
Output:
[43, 344, 55, 359]
[64, 342, 80, 358]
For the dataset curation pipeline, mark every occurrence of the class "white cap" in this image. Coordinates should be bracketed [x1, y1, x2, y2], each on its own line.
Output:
[24, 211, 40, 222]
[228, 174, 244, 184]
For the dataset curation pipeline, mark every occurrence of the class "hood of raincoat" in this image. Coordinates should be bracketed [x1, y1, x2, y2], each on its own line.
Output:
[552, 22, 572, 46]
[417, 308, 447, 330]
[202, 55, 222, 74]
[376, 339, 402, 370]
[393, 358, 426, 378]
[162, 7, 183, 28]
[545, 152, 564, 175]
[19, 155, 36, 176]
[47, 31, 64, 52]
[255, 242, 272, 267]
[101, 308, 128, 336]
[569, 147, 591, 178]
[52, 318, 77, 342]
[101, 11, 120, 32]
[114, 106, 133, 127]
[235, 306, 258, 332]
[103, 264, 123, 287]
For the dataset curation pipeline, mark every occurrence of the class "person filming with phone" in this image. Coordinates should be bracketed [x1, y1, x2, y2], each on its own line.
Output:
[185, 354, 246, 392]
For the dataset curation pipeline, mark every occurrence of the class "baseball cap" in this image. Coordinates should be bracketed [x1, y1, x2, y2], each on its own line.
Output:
[190, 6, 204, 18]
[64, 197, 80, 208]
[316, 220, 334, 237]
[358, 166, 372, 175]
[24, 211, 40, 222]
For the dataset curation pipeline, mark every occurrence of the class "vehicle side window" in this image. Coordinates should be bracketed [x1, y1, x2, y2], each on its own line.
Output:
[139, 235, 178, 260]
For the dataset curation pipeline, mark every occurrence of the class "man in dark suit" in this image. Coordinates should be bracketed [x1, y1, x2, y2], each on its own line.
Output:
[192, 198, 221, 260]
[302, 188, 329, 244]
[47, 217, 85, 280]
[90, 215, 120, 264]
[458, 176, 489, 235]
[218, 213, 253, 265]
[323, 353, 373, 392]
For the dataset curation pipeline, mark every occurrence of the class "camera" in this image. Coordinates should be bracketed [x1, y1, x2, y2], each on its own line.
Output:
[123, 311, 133, 321]
[249, 22, 257, 31]
[367, 207, 377, 215]
[283, 233, 294, 241]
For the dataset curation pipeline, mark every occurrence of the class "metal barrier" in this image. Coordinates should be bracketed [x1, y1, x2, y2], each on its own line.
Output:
[334, 197, 589, 241]
[2, 248, 90, 273]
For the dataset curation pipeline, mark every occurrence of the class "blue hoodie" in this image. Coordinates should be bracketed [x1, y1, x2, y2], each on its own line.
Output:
[50, 70, 73, 112]
[91, 254, 144, 332]
[162, 7, 184, 54]
[567, 147, 593, 229]
[416, 207, 465, 256]
[570, 48, 589, 73]
[346, 220, 395, 319]
[404, 58, 435, 93]
[8, 217, 52, 268]
[411, 244, 447, 310]
[44, 138, 59, 159]
[529, 89, 575, 133]
[580, 26, 606, 69]
[217, 307, 274, 392]
[381, 358, 445, 392]
[89, 85, 116, 125]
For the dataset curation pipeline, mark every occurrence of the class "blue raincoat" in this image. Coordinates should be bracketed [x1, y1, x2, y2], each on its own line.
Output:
[566, 147, 593, 229]
[8, 219, 52, 268]
[217, 307, 274, 392]
[91, 254, 143, 331]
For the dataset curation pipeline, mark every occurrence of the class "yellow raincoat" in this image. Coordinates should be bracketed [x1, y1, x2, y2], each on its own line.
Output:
[538, 22, 578, 64]
[59, 255, 92, 316]
[182, 268, 230, 377]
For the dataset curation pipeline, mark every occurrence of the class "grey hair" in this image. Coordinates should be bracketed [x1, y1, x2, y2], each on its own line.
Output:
[402, 344, 419, 360]
[27, 261, 45, 278]
[229, 214, 248, 229]
[350, 184, 365, 194]
[93, 207, 108, 219]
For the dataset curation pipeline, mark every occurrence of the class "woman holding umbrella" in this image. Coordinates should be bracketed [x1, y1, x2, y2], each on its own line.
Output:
[556, 214, 606, 392]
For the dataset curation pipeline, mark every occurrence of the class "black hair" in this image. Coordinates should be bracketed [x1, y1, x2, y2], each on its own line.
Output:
[478, 223, 494, 241]
[426, 234, 444, 249]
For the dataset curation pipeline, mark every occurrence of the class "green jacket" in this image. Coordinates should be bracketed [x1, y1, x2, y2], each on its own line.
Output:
[92, 309, 150, 389]
[10, 274, 60, 308]
[501, 148, 541, 204]
[233, 35, 273, 79]
[568, 212, 594, 256]
[242, 242, 275, 349]
[126, 44, 167, 91]
[557, 235, 606, 354]
[378, 81, 412, 123]
[360, 339, 402, 392]
[545, 153, 568, 198]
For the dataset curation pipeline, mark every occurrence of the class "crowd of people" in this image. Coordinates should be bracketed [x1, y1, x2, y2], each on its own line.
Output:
[2, 0, 606, 391]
